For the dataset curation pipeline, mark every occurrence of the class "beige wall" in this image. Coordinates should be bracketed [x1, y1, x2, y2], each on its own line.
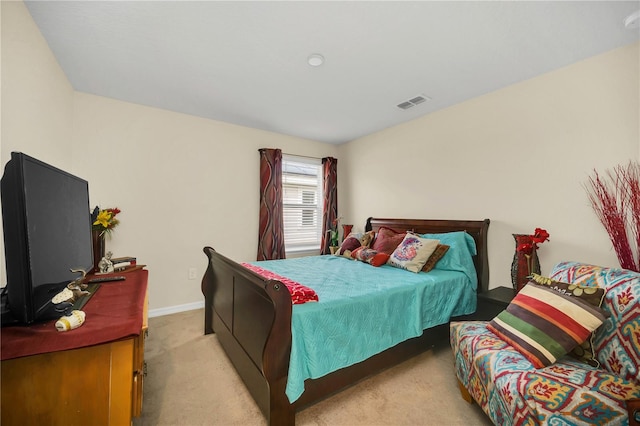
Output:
[1, 1, 337, 313]
[71, 94, 337, 312]
[339, 42, 639, 290]
[1, 1, 75, 287]
[1, 1, 74, 168]
[2, 1, 639, 313]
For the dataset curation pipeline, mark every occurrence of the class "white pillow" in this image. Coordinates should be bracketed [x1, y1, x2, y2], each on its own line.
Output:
[387, 234, 440, 273]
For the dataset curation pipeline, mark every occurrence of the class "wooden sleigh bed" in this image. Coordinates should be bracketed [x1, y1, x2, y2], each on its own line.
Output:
[201, 217, 490, 425]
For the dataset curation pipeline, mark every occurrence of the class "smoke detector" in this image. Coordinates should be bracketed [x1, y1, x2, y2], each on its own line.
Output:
[307, 54, 325, 67]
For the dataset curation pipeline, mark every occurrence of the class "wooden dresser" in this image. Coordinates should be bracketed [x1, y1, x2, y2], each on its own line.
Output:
[1, 269, 148, 426]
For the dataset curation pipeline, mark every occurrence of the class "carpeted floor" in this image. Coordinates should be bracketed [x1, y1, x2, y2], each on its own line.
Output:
[133, 309, 493, 426]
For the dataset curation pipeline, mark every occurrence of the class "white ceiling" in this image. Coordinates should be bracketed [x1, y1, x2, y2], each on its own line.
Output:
[25, 1, 640, 145]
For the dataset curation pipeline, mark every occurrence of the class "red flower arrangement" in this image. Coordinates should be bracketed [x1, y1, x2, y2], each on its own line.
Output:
[517, 228, 550, 275]
[517, 228, 550, 254]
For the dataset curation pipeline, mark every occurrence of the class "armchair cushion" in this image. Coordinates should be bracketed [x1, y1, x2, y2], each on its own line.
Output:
[451, 321, 640, 425]
[451, 262, 640, 426]
[550, 262, 640, 385]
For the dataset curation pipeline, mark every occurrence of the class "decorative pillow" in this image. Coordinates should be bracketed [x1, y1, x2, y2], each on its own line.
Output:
[421, 244, 450, 272]
[387, 234, 440, 273]
[529, 273, 605, 307]
[487, 282, 607, 368]
[350, 246, 362, 257]
[352, 247, 389, 267]
[339, 235, 361, 255]
[359, 230, 375, 248]
[345, 231, 363, 239]
[371, 226, 406, 255]
[529, 272, 606, 367]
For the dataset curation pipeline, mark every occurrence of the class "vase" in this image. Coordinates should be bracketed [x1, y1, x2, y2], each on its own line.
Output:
[510, 234, 540, 292]
[342, 224, 353, 240]
[92, 230, 105, 272]
[329, 246, 339, 255]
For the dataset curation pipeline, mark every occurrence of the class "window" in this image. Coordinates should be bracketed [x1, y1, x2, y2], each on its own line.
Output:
[282, 155, 323, 255]
[301, 191, 315, 226]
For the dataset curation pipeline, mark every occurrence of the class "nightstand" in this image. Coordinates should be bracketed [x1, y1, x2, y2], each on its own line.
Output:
[473, 286, 515, 320]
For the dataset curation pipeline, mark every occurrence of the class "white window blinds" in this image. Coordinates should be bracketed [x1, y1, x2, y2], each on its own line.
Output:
[282, 155, 323, 255]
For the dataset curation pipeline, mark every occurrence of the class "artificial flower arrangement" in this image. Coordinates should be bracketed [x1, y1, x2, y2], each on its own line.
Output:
[517, 227, 550, 275]
[91, 206, 121, 237]
[328, 216, 343, 247]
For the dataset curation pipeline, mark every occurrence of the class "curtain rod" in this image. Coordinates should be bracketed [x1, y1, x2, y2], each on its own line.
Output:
[283, 152, 322, 160]
[258, 148, 333, 161]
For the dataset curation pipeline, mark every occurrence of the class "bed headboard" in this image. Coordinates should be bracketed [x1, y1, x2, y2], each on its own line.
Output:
[365, 217, 490, 293]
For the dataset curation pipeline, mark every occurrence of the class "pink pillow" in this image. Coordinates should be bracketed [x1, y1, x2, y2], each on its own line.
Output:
[371, 226, 406, 255]
[339, 236, 361, 255]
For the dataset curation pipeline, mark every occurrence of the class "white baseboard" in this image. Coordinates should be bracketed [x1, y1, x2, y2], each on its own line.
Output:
[148, 301, 204, 318]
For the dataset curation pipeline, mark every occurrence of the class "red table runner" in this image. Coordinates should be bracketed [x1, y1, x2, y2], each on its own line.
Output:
[1, 269, 148, 361]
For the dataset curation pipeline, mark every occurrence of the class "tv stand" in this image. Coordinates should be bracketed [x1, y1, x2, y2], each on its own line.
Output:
[1, 269, 148, 425]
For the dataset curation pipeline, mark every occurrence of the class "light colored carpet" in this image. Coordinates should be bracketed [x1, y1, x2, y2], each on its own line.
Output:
[133, 309, 493, 426]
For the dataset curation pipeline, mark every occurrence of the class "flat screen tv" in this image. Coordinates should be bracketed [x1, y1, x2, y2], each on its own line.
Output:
[1, 152, 94, 324]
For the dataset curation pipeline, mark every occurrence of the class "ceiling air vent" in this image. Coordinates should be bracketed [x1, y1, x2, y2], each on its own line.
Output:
[396, 94, 431, 110]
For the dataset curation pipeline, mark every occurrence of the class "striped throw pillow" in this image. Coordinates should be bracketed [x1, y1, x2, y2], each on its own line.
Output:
[528, 273, 606, 367]
[487, 282, 607, 368]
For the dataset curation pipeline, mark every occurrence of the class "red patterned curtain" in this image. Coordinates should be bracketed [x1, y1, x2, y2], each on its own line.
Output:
[320, 157, 338, 255]
[257, 148, 286, 261]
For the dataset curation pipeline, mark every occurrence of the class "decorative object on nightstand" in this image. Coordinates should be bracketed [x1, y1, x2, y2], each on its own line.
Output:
[342, 224, 353, 240]
[327, 216, 342, 255]
[510, 228, 549, 292]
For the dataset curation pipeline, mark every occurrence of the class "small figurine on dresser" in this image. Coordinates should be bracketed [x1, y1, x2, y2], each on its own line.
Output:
[98, 251, 115, 274]
[51, 268, 89, 306]
[50, 268, 90, 332]
[55, 310, 86, 332]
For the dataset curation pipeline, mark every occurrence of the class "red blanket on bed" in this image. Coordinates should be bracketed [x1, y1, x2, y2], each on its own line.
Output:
[241, 263, 319, 304]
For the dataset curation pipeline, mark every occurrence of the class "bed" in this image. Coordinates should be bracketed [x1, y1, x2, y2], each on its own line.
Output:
[201, 217, 490, 425]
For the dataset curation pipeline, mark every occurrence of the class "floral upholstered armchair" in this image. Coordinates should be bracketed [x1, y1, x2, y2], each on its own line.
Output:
[450, 262, 640, 425]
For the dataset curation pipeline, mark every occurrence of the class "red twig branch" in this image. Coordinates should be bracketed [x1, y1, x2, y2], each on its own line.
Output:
[585, 162, 639, 272]
[621, 162, 640, 265]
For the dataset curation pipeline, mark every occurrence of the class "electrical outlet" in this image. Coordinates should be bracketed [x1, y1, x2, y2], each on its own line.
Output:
[188, 267, 197, 280]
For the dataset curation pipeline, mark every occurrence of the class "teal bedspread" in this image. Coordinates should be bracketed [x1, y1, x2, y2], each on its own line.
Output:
[250, 254, 477, 403]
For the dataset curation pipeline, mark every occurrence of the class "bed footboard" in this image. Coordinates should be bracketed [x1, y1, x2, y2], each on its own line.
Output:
[202, 247, 294, 425]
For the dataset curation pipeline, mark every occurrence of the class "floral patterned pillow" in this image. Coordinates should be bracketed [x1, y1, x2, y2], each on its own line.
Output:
[387, 234, 439, 273]
[351, 247, 389, 267]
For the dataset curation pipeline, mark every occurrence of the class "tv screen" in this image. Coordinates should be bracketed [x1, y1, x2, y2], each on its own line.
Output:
[1, 152, 94, 324]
